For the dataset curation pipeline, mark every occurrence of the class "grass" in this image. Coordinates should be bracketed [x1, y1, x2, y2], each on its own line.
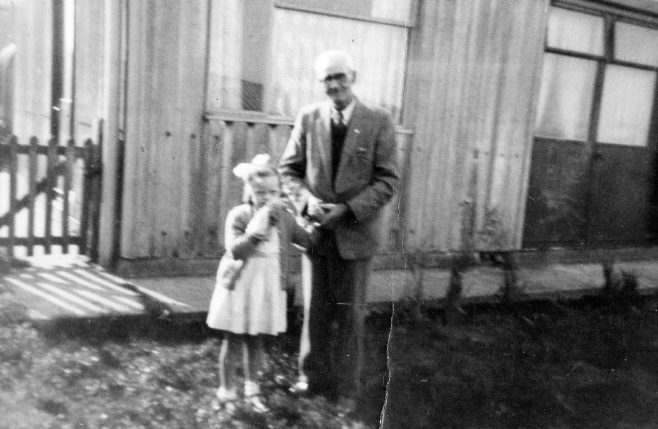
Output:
[3, 284, 658, 428]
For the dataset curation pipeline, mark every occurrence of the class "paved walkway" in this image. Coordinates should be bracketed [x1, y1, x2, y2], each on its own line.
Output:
[3, 255, 658, 321]
[1, 256, 192, 320]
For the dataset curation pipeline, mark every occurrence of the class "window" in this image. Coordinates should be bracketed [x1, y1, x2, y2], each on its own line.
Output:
[535, 6, 658, 147]
[0, 44, 15, 135]
[207, 0, 413, 123]
[535, 53, 597, 140]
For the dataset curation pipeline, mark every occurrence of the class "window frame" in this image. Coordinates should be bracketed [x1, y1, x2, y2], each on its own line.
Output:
[204, 0, 416, 124]
[538, 2, 658, 148]
[274, 0, 418, 28]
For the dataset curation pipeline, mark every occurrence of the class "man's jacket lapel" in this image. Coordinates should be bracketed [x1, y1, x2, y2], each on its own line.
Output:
[314, 102, 333, 193]
[334, 101, 365, 194]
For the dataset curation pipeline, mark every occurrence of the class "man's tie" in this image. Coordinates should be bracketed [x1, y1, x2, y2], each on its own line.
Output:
[332, 110, 346, 131]
[331, 109, 347, 181]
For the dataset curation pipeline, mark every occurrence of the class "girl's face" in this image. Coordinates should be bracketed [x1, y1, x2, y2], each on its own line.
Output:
[249, 175, 280, 209]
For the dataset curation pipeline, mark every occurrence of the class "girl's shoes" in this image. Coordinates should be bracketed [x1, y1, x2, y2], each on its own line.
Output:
[215, 386, 238, 413]
[216, 386, 238, 402]
[244, 381, 269, 413]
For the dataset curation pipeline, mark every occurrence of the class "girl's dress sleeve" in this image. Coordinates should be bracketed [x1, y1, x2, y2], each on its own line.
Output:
[225, 206, 260, 260]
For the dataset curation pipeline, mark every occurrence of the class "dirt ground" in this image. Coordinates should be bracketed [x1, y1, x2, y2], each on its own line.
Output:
[2, 288, 658, 428]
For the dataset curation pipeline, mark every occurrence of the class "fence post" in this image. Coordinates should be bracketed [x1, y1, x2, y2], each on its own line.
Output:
[7, 135, 17, 258]
[45, 137, 58, 253]
[81, 136, 102, 262]
[80, 139, 92, 256]
[63, 137, 75, 253]
[27, 137, 38, 256]
[89, 125, 103, 262]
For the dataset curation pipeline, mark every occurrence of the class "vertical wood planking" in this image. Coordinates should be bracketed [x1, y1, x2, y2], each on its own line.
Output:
[27, 136, 38, 255]
[402, 0, 549, 252]
[73, 0, 105, 141]
[217, 121, 235, 254]
[62, 138, 75, 252]
[380, 130, 412, 252]
[7, 136, 17, 257]
[44, 137, 57, 253]
[12, 0, 53, 141]
[79, 138, 93, 254]
[88, 135, 102, 261]
[121, 0, 207, 259]
[121, 0, 149, 257]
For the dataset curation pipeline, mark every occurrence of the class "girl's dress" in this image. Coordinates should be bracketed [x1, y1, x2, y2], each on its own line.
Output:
[206, 226, 286, 336]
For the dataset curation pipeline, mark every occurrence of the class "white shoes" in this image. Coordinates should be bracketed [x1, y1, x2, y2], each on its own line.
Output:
[288, 376, 309, 395]
[244, 381, 269, 413]
[216, 386, 238, 403]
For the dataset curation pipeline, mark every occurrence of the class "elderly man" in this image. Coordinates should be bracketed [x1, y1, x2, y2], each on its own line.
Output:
[278, 50, 399, 403]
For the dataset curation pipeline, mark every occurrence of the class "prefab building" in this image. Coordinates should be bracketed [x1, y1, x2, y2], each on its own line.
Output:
[1, 0, 658, 299]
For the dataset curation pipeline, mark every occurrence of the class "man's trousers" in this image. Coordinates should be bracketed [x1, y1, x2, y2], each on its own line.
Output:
[298, 233, 371, 398]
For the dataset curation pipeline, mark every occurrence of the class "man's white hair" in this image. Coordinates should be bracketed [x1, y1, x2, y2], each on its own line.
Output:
[314, 50, 355, 79]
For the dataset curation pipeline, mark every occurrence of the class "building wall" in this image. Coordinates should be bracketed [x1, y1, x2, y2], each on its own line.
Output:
[120, 0, 208, 259]
[401, 0, 549, 254]
[10, 0, 52, 141]
[117, 0, 551, 263]
[73, 0, 106, 142]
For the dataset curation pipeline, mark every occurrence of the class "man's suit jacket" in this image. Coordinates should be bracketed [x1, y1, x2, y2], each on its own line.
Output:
[279, 99, 400, 260]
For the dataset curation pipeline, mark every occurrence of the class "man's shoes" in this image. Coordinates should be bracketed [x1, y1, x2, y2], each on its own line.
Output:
[288, 378, 309, 395]
[335, 395, 359, 418]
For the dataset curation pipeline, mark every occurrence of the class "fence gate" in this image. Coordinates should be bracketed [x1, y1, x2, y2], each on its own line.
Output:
[0, 132, 102, 261]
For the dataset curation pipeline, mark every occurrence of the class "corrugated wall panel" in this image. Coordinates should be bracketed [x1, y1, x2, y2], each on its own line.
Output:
[121, 0, 207, 259]
[74, 0, 105, 141]
[402, 0, 548, 253]
[12, 0, 52, 141]
[199, 119, 411, 257]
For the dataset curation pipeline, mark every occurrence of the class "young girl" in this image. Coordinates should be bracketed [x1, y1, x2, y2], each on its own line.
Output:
[206, 154, 311, 412]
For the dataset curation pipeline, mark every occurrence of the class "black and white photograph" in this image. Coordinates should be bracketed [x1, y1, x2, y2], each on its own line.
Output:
[3, 0, 658, 427]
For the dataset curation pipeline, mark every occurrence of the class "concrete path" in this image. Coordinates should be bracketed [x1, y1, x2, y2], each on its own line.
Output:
[1, 255, 192, 320]
[3, 255, 658, 321]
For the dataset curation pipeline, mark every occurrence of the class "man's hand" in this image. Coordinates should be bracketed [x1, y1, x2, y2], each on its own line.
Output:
[318, 203, 349, 230]
[305, 195, 326, 222]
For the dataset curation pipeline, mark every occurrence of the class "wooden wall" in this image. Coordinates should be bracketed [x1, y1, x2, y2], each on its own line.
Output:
[11, 0, 53, 141]
[73, 0, 105, 142]
[0, 1, 15, 49]
[118, 0, 551, 263]
[120, 0, 208, 259]
[400, 0, 550, 253]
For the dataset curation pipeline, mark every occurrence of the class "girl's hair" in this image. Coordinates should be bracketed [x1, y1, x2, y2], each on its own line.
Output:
[233, 154, 279, 203]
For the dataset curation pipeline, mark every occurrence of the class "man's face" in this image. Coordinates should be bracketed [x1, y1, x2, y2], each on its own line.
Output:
[318, 64, 355, 110]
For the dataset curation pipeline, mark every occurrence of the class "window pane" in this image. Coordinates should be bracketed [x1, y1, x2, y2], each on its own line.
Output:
[535, 54, 597, 141]
[615, 22, 658, 67]
[597, 65, 656, 146]
[268, 8, 407, 122]
[547, 7, 604, 56]
[370, 0, 414, 22]
[276, 0, 414, 24]
[207, 0, 268, 111]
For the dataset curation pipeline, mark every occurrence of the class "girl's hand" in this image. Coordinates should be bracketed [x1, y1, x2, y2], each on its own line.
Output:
[267, 198, 288, 226]
[246, 206, 272, 238]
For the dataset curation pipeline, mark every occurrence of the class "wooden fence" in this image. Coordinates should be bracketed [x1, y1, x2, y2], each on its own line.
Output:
[117, 112, 412, 268]
[201, 115, 412, 257]
[0, 133, 102, 259]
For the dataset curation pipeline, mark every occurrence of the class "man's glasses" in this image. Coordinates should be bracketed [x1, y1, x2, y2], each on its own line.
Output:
[319, 73, 349, 84]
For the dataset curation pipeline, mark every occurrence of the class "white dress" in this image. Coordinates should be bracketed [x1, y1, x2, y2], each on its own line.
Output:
[206, 227, 287, 336]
